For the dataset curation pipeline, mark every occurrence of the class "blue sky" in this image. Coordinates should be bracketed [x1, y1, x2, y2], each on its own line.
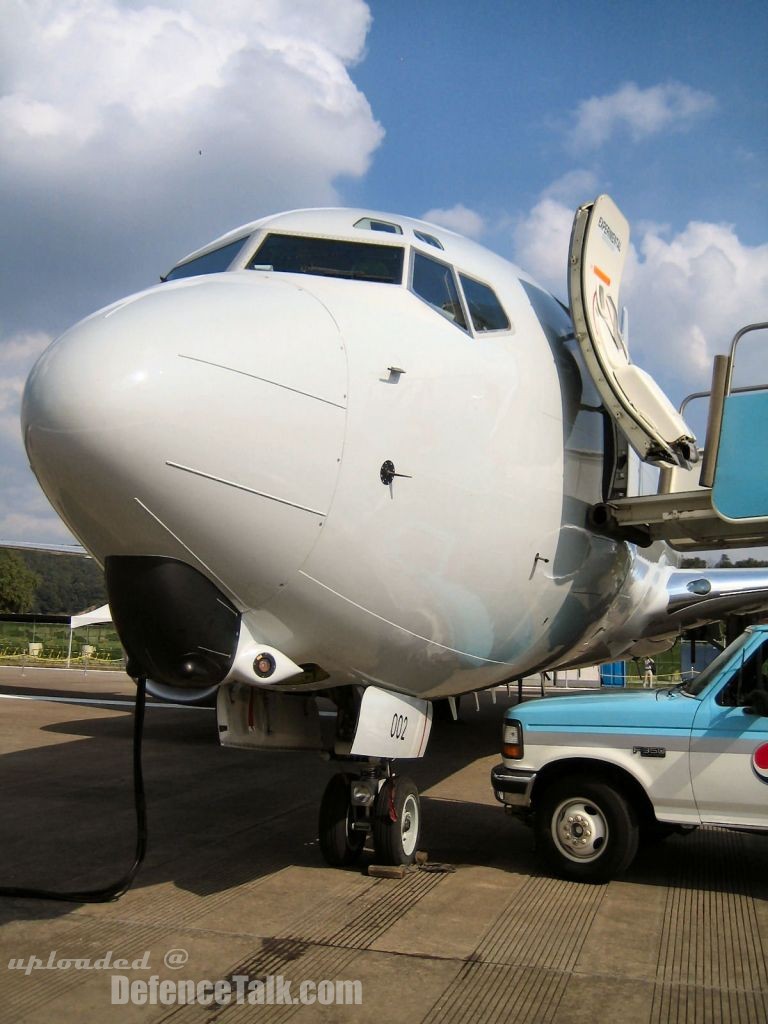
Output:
[350, 1, 766, 243]
[0, 0, 766, 543]
[358, 2, 764, 249]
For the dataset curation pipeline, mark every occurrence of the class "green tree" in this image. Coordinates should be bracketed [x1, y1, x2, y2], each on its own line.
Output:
[0, 551, 40, 613]
[680, 557, 707, 568]
[16, 551, 106, 614]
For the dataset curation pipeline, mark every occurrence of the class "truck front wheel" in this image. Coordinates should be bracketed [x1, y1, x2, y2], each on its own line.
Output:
[534, 777, 639, 883]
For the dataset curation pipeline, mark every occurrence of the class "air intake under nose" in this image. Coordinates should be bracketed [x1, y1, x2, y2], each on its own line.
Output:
[105, 556, 241, 690]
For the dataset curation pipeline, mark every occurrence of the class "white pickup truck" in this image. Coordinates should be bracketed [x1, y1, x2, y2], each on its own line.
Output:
[491, 625, 768, 881]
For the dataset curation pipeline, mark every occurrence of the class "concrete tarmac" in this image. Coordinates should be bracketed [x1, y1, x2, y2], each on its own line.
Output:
[0, 666, 766, 1023]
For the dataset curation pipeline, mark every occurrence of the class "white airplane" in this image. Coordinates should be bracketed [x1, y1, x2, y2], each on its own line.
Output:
[19, 195, 768, 867]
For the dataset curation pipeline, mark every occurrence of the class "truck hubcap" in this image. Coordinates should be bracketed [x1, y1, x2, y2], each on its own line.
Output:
[552, 799, 608, 862]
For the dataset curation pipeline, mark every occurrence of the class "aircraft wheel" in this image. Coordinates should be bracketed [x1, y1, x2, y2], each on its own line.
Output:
[534, 777, 638, 883]
[318, 773, 365, 867]
[373, 776, 421, 865]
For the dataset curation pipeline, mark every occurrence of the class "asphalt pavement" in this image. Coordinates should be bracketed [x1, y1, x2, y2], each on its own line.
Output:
[1, 666, 766, 1023]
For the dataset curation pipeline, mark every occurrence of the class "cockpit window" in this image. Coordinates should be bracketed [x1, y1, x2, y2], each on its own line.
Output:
[354, 217, 403, 234]
[411, 252, 468, 329]
[163, 236, 250, 282]
[459, 274, 511, 332]
[246, 233, 404, 284]
[414, 230, 444, 250]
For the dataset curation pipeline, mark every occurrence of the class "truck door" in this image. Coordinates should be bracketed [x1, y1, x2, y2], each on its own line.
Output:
[689, 633, 768, 828]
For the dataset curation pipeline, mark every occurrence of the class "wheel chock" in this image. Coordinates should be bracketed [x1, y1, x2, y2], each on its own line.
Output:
[367, 864, 406, 879]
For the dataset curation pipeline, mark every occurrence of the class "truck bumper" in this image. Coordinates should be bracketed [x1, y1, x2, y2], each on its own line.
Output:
[491, 763, 537, 808]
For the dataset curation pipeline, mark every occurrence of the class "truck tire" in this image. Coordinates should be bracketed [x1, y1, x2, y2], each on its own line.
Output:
[534, 777, 639, 883]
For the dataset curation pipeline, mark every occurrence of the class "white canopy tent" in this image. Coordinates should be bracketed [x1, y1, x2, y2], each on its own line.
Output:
[66, 603, 113, 666]
[70, 604, 112, 630]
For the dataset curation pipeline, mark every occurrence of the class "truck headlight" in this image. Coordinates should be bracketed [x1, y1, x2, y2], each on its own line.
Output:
[502, 719, 523, 759]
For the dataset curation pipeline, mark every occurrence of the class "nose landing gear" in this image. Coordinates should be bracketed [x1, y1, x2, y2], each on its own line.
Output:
[373, 776, 421, 865]
[318, 766, 422, 868]
[318, 773, 367, 866]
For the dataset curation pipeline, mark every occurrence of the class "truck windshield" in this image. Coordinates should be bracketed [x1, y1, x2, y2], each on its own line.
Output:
[680, 631, 751, 697]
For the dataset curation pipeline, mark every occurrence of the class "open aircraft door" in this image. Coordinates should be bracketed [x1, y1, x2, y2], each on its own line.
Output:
[568, 194, 697, 468]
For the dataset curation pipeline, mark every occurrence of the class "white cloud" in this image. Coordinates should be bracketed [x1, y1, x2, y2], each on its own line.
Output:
[0, 2, 381, 543]
[0, 379, 25, 441]
[177, 0, 371, 65]
[0, 1, 383, 316]
[0, 329, 52, 442]
[512, 197, 573, 295]
[421, 204, 486, 239]
[511, 175, 601, 278]
[0, 1, 376, 148]
[0, 468, 74, 547]
[0, 330, 51, 366]
[0, 7, 236, 143]
[541, 169, 599, 205]
[0, 329, 51, 435]
[513, 192, 768, 401]
[628, 220, 768, 390]
[568, 81, 716, 151]
[0, 508, 74, 544]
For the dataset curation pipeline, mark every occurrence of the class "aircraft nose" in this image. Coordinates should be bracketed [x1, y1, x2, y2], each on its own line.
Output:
[22, 275, 348, 608]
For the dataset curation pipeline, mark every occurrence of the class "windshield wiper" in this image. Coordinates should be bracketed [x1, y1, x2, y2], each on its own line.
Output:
[655, 681, 689, 699]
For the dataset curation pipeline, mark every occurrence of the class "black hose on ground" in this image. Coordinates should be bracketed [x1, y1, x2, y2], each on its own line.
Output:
[0, 676, 148, 903]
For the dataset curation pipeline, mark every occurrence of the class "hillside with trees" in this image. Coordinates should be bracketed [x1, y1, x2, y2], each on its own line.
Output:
[0, 550, 106, 615]
[680, 555, 768, 569]
[2, 548, 766, 618]
[0, 551, 40, 613]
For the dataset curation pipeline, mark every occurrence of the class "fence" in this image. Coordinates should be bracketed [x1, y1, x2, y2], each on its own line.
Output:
[0, 620, 124, 669]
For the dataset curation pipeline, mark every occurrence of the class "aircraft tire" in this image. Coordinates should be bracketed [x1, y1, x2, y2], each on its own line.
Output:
[534, 776, 638, 883]
[373, 776, 421, 866]
[318, 773, 365, 867]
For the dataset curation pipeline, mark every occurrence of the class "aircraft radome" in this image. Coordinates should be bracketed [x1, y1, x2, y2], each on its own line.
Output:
[20, 196, 768, 866]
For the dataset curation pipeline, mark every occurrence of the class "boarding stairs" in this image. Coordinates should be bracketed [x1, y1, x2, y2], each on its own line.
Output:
[569, 195, 768, 551]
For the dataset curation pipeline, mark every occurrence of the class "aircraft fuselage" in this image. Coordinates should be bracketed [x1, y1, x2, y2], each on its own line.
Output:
[22, 208, 671, 700]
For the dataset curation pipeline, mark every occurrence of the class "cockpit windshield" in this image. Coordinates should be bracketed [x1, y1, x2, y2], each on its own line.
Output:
[164, 236, 250, 282]
[247, 233, 404, 284]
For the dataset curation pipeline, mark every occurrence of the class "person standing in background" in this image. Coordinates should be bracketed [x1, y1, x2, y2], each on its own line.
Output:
[643, 657, 656, 687]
